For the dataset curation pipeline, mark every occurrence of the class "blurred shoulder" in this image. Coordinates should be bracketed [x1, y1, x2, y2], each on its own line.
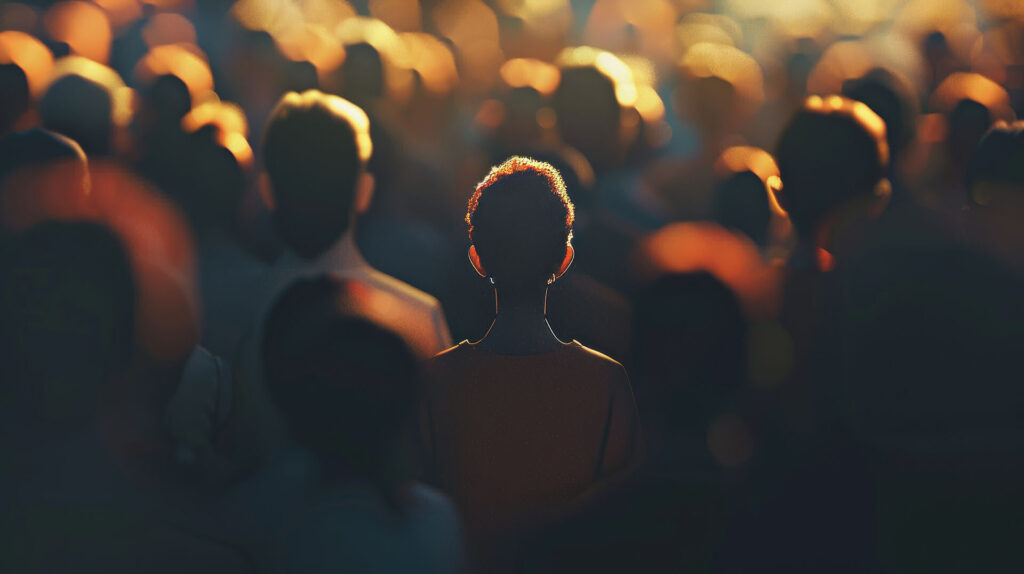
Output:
[565, 340, 632, 388]
[358, 266, 444, 312]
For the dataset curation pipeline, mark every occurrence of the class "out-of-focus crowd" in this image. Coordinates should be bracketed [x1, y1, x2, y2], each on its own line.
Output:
[2, 0, 1024, 572]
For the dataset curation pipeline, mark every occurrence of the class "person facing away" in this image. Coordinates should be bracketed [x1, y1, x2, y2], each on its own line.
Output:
[0, 222, 251, 574]
[420, 157, 644, 544]
[230, 275, 463, 574]
[257, 89, 451, 359]
[231, 89, 452, 474]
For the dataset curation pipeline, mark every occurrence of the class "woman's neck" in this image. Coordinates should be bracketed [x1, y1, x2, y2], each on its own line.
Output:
[475, 285, 566, 355]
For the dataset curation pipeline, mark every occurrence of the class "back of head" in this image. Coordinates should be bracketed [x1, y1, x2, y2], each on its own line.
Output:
[775, 95, 888, 240]
[0, 221, 134, 428]
[842, 67, 919, 168]
[263, 90, 372, 258]
[467, 156, 574, 286]
[263, 275, 419, 486]
[712, 170, 772, 247]
[0, 128, 90, 234]
[0, 63, 29, 136]
[40, 73, 114, 156]
[552, 58, 624, 171]
[965, 121, 1024, 197]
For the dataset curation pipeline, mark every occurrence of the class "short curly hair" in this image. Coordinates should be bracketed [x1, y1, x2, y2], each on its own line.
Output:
[467, 157, 574, 284]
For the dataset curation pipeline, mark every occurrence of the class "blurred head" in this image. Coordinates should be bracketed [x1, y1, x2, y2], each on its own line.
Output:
[0, 128, 91, 234]
[467, 156, 575, 288]
[675, 43, 765, 141]
[963, 122, 1024, 267]
[842, 67, 919, 170]
[775, 95, 890, 241]
[552, 49, 630, 171]
[0, 222, 135, 429]
[711, 145, 785, 250]
[930, 73, 1015, 170]
[712, 170, 772, 247]
[0, 63, 29, 136]
[40, 62, 123, 157]
[263, 275, 419, 487]
[262, 90, 374, 258]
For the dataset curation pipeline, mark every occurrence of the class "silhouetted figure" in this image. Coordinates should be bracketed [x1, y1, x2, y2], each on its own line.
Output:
[40, 64, 119, 157]
[712, 170, 773, 248]
[421, 157, 643, 565]
[842, 67, 919, 188]
[220, 276, 463, 574]
[257, 89, 450, 357]
[0, 128, 91, 235]
[0, 63, 29, 136]
[775, 95, 891, 271]
[0, 222, 251, 574]
[963, 121, 1024, 270]
[232, 90, 451, 469]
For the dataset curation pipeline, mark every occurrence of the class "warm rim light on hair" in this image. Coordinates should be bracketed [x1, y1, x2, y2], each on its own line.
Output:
[274, 89, 373, 164]
[466, 156, 575, 243]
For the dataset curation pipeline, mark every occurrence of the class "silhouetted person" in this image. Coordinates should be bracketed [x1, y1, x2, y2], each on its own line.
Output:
[257, 89, 450, 357]
[421, 157, 643, 563]
[232, 90, 452, 468]
[712, 170, 773, 249]
[0, 63, 29, 136]
[775, 95, 891, 271]
[842, 67, 919, 188]
[0, 128, 92, 235]
[221, 276, 463, 573]
[0, 222, 251, 574]
[40, 63, 120, 157]
[963, 121, 1024, 271]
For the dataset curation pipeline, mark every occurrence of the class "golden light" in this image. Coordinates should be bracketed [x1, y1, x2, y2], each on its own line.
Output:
[557, 46, 638, 107]
[369, 0, 421, 32]
[499, 58, 560, 95]
[44, 1, 112, 64]
[678, 42, 765, 111]
[585, 0, 677, 69]
[432, 0, 504, 92]
[715, 146, 786, 216]
[979, 0, 1024, 21]
[275, 23, 346, 78]
[141, 12, 197, 48]
[134, 43, 215, 105]
[334, 17, 416, 101]
[181, 99, 255, 168]
[830, 0, 900, 37]
[92, 0, 143, 31]
[49, 56, 134, 127]
[805, 41, 874, 96]
[930, 72, 1016, 125]
[182, 99, 249, 138]
[895, 0, 979, 62]
[400, 33, 459, 96]
[676, 12, 743, 53]
[637, 221, 782, 319]
[0, 31, 54, 96]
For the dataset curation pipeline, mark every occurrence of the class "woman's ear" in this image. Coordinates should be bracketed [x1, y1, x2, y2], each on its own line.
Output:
[355, 172, 375, 214]
[555, 244, 574, 279]
[468, 245, 487, 277]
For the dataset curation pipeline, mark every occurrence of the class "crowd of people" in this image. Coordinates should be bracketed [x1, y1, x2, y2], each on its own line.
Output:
[1, 0, 1024, 572]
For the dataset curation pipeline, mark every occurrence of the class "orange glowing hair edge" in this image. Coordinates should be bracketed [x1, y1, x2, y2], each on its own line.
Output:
[466, 156, 575, 244]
